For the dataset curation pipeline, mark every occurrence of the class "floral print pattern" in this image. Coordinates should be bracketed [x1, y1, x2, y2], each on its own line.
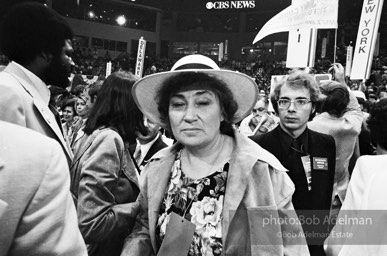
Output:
[156, 149, 229, 256]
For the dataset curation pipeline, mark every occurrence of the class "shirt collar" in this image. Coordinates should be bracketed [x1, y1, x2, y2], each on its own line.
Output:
[12, 61, 50, 105]
[278, 126, 309, 154]
[137, 133, 160, 162]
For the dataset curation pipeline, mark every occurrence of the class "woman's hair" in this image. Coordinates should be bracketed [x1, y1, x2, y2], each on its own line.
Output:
[84, 71, 147, 144]
[271, 70, 321, 120]
[367, 98, 387, 150]
[155, 72, 238, 135]
[61, 98, 77, 116]
[0, 2, 73, 65]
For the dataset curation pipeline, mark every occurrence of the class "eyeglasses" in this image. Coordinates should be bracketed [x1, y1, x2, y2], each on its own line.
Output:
[277, 99, 311, 109]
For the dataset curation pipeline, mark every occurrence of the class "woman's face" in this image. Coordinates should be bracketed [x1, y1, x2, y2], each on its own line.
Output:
[76, 97, 89, 118]
[168, 89, 224, 149]
[62, 106, 75, 122]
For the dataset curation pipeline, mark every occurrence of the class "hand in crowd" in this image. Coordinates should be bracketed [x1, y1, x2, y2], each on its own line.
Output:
[329, 63, 346, 85]
[72, 116, 83, 132]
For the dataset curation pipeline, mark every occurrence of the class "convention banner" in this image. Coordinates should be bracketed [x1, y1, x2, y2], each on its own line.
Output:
[286, 28, 317, 68]
[135, 37, 146, 78]
[350, 0, 384, 80]
[253, 0, 338, 44]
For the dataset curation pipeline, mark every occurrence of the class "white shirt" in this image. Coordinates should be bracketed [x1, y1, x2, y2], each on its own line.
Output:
[135, 133, 160, 165]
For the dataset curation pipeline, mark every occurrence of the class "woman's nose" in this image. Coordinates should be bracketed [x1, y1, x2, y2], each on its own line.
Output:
[183, 105, 197, 122]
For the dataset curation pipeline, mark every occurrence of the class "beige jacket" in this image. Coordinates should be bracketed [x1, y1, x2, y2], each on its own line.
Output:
[121, 130, 309, 256]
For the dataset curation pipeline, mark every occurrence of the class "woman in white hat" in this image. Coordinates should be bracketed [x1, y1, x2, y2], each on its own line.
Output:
[122, 54, 308, 256]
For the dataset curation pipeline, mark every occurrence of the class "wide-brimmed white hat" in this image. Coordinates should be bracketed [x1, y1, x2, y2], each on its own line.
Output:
[132, 54, 258, 126]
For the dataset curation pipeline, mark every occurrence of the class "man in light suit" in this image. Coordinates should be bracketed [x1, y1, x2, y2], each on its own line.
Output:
[0, 121, 87, 256]
[0, 2, 75, 163]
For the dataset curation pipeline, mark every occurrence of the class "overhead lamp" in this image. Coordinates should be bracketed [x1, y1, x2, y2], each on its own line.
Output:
[116, 15, 126, 26]
[88, 11, 95, 18]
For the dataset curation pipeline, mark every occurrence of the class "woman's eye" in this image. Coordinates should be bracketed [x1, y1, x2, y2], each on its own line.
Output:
[197, 101, 210, 106]
[170, 102, 184, 108]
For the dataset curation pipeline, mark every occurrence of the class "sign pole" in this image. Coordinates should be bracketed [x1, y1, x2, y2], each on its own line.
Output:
[333, 28, 338, 63]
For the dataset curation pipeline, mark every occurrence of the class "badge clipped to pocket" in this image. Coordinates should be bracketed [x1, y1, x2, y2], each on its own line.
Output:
[301, 155, 312, 191]
[157, 212, 196, 256]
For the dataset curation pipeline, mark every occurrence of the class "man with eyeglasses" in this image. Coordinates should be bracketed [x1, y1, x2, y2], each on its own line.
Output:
[251, 70, 335, 256]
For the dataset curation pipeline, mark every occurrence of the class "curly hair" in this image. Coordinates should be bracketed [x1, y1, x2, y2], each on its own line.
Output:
[367, 98, 387, 150]
[155, 72, 238, 135]
[0, 2, 73, 65]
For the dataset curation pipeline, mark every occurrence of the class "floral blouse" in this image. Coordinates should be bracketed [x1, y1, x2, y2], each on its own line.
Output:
[156, 149, 229, 256]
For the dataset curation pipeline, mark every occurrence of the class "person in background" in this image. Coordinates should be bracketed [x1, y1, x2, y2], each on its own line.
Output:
[0, 121, 87, 256]
[252, 70, 335, 256]
[70, 94, 89, 151]
[121, 54, 308, 256]
[70, 71, 146, 256]
[308, 63, 363, 218]
[130, 116, 168, 175]
[0, 2, 75, 163]
[353, 91, 375, 155]
[61, 98, 78, 146]
[324, 98, 387, 256]
[49, 85, 71, 118]
[239, 94, 278, 136]
[71, 80, 103, 152]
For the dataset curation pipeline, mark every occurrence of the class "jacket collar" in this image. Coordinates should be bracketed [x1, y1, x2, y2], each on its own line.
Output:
[5, 62, 50, 105]
[4, 62, 72, 160]
[144, 129, 287, 252]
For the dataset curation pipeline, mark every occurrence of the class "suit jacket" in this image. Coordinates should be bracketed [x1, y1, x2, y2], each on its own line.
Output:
[121, 130, 310, 256]
[0, 121, 86, 256]
[251, 126, 335, 211]
[0, 62, 72, 163]
[252, 126, 335, 256]
[129, 134, 168, 169]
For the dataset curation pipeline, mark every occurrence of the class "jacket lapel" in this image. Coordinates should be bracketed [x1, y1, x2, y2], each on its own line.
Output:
[222, 132, 285, 242]
[143, 136, 167, 164]
[70, 133, 95, 169]
[146, 151, 176, 252]
[5, 63, 73, 160]
[32, 98, 72, 158]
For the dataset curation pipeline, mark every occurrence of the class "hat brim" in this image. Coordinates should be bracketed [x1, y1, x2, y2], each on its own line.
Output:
[132, 69, 258, 127]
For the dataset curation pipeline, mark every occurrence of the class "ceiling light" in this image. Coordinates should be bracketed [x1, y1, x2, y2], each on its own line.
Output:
[116, 15, 126, 26]
[88, 11, 95, 18]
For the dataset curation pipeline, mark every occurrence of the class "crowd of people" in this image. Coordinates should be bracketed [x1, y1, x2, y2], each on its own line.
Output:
[1, 2, 387, 256]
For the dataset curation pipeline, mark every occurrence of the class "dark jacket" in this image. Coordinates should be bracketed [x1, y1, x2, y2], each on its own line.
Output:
[251, 126, 336, 256]
[129, 134, 168, 172]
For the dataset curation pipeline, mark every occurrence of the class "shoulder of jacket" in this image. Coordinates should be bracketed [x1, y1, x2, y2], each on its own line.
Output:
[309, 128, 335, 143]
